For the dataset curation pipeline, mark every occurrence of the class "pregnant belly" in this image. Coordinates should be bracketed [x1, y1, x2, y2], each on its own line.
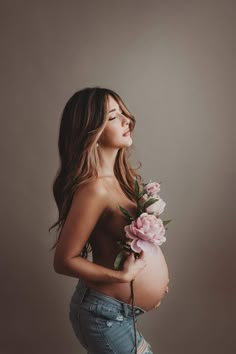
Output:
[88, 246, 169, 312]
[132, 246, 169, 310]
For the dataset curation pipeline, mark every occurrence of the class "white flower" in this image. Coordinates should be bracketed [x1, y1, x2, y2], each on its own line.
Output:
[145, 196, 166, 216]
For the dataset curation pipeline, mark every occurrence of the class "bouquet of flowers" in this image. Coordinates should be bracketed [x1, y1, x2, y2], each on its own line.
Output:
[114, 177, 172, 270]
[113, 176, 172, 353]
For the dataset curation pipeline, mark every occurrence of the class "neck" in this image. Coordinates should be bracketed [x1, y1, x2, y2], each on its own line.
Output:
[97, 146, 119, 177]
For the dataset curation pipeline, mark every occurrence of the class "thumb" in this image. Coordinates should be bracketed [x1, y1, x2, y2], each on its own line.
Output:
[125, 251, 135, 263]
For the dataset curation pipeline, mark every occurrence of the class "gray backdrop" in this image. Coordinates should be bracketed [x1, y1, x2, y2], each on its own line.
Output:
[1, 0, 235, 353]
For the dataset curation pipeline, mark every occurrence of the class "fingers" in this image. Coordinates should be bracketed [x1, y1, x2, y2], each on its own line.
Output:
[138, 250, 145, 258]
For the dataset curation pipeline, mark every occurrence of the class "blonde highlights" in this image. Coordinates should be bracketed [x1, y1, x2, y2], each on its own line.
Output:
[48, 87, 142, 257]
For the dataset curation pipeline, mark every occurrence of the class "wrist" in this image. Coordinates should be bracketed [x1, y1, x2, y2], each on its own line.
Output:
[117, 270, 132, 283]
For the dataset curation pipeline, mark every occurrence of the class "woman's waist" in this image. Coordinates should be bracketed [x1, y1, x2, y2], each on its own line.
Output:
[81, 276, 168, 311]
[71, 279, 146, 318]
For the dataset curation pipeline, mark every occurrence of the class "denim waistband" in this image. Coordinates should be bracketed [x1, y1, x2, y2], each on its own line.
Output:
[74, 280, 146, 318]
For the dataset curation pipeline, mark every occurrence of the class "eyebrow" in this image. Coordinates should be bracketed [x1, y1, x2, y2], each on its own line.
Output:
[108, 108, 122, 114]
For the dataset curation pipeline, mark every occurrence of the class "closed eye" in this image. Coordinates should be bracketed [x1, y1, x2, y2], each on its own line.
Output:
[109, 110, 125, 121]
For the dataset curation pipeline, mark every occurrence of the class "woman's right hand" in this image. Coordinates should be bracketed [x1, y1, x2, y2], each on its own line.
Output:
[121, 251, 147, 282]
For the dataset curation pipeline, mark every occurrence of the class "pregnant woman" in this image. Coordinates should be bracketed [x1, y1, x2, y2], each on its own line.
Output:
[49, 87, 170, 353]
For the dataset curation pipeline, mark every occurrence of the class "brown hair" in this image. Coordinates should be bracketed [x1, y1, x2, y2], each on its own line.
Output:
[48, 86, 143, 257]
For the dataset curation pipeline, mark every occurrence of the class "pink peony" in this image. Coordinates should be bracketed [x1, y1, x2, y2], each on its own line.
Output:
[124, 212, 166, 254]
[144, 182, 161, 197]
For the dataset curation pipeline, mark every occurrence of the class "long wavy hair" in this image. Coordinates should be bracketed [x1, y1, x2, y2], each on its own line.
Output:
[48, 86, 143, 258]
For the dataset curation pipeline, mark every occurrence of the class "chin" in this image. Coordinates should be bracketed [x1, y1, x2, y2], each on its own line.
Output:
[121, 142, 132, 149]
[123, 138, 133, 146]
[115, 138, 133, 149]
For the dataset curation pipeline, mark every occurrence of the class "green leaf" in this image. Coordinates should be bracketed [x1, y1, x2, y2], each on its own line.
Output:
[138, 190, 146, 199]
[163, 219, 172, 226]
[118, 205, 134, 222]
[135, 206, 143, 218]
[114, 250, 125, 270]
[143, 197, 159, 210]
[123, 245, 132, 252]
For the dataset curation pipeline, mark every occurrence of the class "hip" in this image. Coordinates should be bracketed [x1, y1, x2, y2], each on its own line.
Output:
[69, 279, 153, 353]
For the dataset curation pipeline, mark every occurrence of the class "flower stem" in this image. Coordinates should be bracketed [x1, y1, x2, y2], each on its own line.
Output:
[131, 279, 137, 354]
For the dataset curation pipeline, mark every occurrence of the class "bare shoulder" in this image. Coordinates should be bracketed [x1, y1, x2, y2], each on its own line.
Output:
[73, 178, 109, 200]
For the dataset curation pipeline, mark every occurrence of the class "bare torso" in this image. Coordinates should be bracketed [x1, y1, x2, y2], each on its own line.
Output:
[84, 177, 169, 311]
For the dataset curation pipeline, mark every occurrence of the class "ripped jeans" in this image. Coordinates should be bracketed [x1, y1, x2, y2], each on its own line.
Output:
[69, 279, 154, 354]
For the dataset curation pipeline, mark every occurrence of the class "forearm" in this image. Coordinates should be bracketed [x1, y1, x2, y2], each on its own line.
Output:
[54, 256, 128, 283]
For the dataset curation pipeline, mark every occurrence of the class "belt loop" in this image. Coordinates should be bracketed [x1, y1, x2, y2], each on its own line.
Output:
[122, 303, 129, 317]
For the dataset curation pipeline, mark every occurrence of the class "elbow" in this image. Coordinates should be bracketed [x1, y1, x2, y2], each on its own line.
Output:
[53, 261, 61, 274]
[53, 255, 83, 277]
[53, 257, 66, 274]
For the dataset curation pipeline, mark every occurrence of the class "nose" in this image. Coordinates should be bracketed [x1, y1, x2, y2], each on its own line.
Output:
[121, 113, 131, 126]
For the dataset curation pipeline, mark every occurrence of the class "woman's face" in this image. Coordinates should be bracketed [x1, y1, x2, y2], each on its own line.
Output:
[98, 95, 132, 149]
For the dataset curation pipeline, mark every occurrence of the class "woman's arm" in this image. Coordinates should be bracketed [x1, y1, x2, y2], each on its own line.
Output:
[53, 180, 146, 283]
[54, 254, 127, 283]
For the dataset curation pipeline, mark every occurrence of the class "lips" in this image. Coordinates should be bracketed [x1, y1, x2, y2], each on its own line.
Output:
[123, 129, 130, 136]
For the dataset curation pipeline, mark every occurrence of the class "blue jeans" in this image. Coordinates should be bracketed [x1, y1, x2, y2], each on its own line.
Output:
[69, 279, 153, 354]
